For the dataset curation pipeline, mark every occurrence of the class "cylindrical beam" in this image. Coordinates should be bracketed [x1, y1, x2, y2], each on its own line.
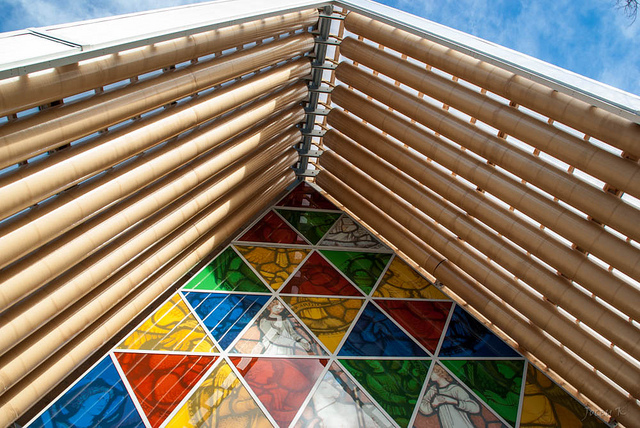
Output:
[330, 86, 640, 283]
[323, 128, 640, 357]
[0, 59, 311, 221]
[315, 169, 640, 427]
[0, 157, 295, 395]
[320, 150, 640, 397]
[343, 12, 640, 159]
[0, 9, 318, 116]
[0, 171, 294, 427]
[334, 64, 640, 243]
[327, 108, 640, 322]
[339, 37, 640, 199]
[0, 35, 313, 169]
[0, 86, 306, 279]
[0, 132, 299, 355]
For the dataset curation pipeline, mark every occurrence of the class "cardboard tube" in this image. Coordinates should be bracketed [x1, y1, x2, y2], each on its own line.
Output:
[0, 35, 313, 169]
[318, 158, 640, 399]
[0, 135, 299, 354]
[0, 86, 306, 277]
[323, 129, 640, 357]
[0, 9, 318, 116]
[0, 172, 294, 427]
[315, 170, 640, 427]
[340, 37, 640, 199]
[0, 59, 311, 221]
[330, 86, 640, 283]
[344, 12, 640, 159]
[335, 64, 640, 244]
[0, 160, 294, 395]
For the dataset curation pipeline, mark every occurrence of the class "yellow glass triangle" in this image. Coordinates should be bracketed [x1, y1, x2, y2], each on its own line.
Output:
[373, 257, 448, 299]
[166, 360, 273, 428]
[235, 246, 310, 290]
[118, 294, 218, 353]
[281, 296, 364, 353]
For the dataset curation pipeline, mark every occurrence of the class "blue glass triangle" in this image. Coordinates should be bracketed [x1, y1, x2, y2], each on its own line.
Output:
[338, 302, 429, 357]
[30, 356, 144, 428]
[439, 305, 520, 358]
[182, 292, 269, 349]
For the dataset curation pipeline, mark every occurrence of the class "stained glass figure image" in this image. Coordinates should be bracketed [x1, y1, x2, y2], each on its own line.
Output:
[295, 362, 395, 427]
[373, 257, 447, 300]
[338, 302, 429, 357]
[280, 251, 363, 296]
[115, 352, 217, 428]
[235, 245, 310, 290]
[319, 215, 387, 249]
[232, 298, 327, 356]
[275, 181, 337, 210]
[375, 300, 452, 354]
[281, 296, 364, 353]
[231, 357, 328, 428]
[520, 365, 608, 427]
[166, 359, 273, 428]
[319, 250, 391, 295]
[441, 360, 524, 427]
[439, 306, 520, 358]
[239, 210, 307, 244]
[340, 359, 431, 428]
[117, 294, 218, 353]
[414, 364, 507, 428]
[183, 292, 269, 349]
[276, 209, 342, 245]
[29, 356, 144, 428]
[183, 246, 270, 293]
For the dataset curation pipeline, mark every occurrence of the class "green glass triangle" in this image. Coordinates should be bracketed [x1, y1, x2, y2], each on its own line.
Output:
[275, 209, 341, 245]
[441, 359, 524, 427]
[182, 247, 269, 293]
[319, 250, 391, 294]
[339, 359, 431, 428]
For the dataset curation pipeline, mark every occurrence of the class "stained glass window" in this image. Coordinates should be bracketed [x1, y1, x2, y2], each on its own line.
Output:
[27, 181, 608, 428]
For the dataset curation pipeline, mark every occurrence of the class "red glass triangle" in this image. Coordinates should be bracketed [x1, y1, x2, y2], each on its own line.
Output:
[276, 181, 337, 210]
[115, 352, 217, 428]
[239, 211, 307, 244]
[280, 251, 363, 296]
[231, 357, 328, 428]
[375, 300, 452, 353]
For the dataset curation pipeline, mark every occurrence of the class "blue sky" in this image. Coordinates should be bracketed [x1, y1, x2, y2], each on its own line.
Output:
[0, 0, 638, 95]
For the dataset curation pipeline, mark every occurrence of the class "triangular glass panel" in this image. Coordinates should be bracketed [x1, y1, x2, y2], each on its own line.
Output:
[29, 356, 144, 428]
[338, 302, 429, 357]
[339, 359, 431, 428]
[295, 362, 395, 427]
[182, 247, 270, 293]
[374, 299, 452, 354]
[281, 296, 364, 353]
[414, 363, 508, 428]
[231, 357, 328, 428]
[275, 181, 337, 210]
[239, 210, 307, 244]
[165, 360, 273, 428]
[521, 364, 609, 427]
[118, 294, 218, 353]
[280, 251, 363, 296]
[441, 359, 525, 427]
[115, 352, 217, 428]
[439, 305, 520, 358]
[183, 292, 269, 349]
[231, 298, 327, 356]
[373, 257, 448, 299]
[319, 250, 391, 295]
[234, 245, 310, 290]
[275, 209, 341, 245]
[319, 215, 388, 249]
